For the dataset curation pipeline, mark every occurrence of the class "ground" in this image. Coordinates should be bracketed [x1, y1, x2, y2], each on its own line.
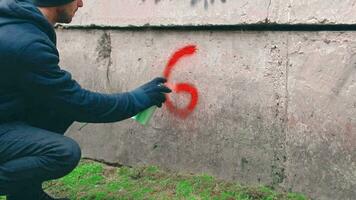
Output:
[0, 159, 308, 200]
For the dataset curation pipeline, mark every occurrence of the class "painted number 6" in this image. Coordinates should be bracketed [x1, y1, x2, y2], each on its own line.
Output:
[163, 45, 199, 119]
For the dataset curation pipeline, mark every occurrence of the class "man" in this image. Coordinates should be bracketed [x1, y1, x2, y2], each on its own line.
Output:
[0, 0, 172, 199]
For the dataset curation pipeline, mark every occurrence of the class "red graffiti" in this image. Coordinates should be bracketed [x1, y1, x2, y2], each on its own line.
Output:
[164, 45, 199, 119]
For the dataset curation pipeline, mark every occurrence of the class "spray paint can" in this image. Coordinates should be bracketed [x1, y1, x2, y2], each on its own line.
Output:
[132, 106, 157, 125]
[132, 83, 173, 125]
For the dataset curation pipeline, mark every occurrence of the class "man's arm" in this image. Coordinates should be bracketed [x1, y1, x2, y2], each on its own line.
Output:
[17, 39, 170, 123]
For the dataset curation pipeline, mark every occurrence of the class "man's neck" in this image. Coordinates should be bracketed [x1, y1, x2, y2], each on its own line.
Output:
[38, 7, 57, 25]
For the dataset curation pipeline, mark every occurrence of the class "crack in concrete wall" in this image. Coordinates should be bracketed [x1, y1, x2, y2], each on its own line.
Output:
[95, 32, 113, 90]
[266, 0, 272, 23]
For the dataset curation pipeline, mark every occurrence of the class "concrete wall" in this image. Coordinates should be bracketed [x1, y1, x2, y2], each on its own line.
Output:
[57, 1, 356, 199]
[69, 0, 356, 26]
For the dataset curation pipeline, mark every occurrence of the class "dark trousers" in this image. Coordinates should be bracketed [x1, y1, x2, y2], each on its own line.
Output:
[0, 121, 81, 199]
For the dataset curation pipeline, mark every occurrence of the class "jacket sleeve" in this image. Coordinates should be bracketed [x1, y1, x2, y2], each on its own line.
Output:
[17, 40, 151, 123]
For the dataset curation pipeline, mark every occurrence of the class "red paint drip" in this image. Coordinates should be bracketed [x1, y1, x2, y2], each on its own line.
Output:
[163, 45, 199, 119]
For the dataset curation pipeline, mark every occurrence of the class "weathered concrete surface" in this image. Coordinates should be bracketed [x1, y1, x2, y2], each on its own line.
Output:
[285, 32, 356, 199]
[70, 0, 271, 26]
[57, 29, 356, 200]
[57, 30, 289, 185]
[69, 0, 356, 26]
[284, 0, 356, 25]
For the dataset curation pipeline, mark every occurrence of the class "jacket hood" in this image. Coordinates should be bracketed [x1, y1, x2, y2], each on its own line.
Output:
[0, 0, 56, 42]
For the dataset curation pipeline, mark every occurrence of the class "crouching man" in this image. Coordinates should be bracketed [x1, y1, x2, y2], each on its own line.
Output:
[0, 0, 171, 199]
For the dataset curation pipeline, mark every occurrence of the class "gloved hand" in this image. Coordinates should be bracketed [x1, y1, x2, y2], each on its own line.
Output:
[131, 77, 172, 108]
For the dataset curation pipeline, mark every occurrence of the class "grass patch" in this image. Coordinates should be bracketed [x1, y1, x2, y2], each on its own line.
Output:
[0, 159, 308, 200]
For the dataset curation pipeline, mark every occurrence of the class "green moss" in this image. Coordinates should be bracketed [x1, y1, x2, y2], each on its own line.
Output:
[145, 166, 159, 174]
[176, 180, 193, 198]
[0, 159, 308, 200]
[60, 162, 104, 188]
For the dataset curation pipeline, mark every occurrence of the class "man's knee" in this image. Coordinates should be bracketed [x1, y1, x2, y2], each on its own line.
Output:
[51, 137, 81, 175]
[62, 137, 81, 169]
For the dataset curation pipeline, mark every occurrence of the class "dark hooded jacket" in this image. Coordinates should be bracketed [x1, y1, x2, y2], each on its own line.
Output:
[0, 0, 150, 133]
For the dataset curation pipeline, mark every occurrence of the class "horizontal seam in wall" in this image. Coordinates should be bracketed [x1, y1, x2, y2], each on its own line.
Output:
[56, 24, 356, 31]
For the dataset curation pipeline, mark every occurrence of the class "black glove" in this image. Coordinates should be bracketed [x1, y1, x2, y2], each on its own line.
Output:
[131, 77, 172, 108]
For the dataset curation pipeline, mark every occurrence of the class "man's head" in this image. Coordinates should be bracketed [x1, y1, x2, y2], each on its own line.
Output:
[34, 0, 83, 24]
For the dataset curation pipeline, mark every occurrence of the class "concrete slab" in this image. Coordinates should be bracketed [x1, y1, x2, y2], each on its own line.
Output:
[56, 29, 356, 199]
[68, 0, 356, 26]
[57, 29, 288, 186]
[286, 32, 356, 199]
[70, 0, 270, 26]
[286, 0, 356, 25]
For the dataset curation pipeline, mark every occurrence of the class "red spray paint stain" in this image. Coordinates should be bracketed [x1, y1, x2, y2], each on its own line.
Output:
[163, 45, 199, 119]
